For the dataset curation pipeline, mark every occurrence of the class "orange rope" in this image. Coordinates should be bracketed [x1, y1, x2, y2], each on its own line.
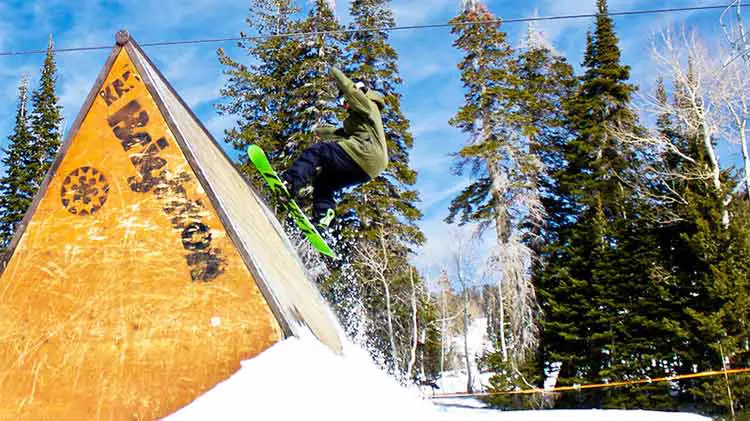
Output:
[431, 367, 750, 399]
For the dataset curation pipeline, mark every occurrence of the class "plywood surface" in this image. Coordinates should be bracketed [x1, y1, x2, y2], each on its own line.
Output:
[0, 48, 282, 420]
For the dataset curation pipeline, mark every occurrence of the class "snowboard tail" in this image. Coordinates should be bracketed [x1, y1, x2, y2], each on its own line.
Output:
[247, 145, 336, 258]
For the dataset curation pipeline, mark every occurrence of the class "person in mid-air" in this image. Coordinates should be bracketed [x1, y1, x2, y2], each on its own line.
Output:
[281, 67, 388, 231]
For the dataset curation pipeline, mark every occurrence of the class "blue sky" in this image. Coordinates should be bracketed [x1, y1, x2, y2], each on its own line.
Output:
[0, 0, 737, 279]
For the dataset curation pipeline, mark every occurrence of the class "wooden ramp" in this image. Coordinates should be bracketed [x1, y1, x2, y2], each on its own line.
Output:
[0, 30, 341, 420]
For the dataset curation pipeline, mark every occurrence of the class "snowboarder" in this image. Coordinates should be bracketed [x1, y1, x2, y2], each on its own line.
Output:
[281, 67, 388, 230]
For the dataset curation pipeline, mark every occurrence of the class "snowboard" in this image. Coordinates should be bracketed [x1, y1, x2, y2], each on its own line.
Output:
[247, 144, 336, 258]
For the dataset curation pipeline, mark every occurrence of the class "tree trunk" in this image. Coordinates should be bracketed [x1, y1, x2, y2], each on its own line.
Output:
[406, 268, 419, 378]
[497, 280, 507, 361]
[703, 125, 722, 193]
[455, 253, 474, 393]
[374, 229, 398, 372]
[486, 159, 510, 362]
[699, 122, 730, 225]
[463, 285, 474, 393]
[440, 285, 446, 377]
[419, 328, 427, 380]
[382, 278, 398, 371]
[740, 119, 750, 198]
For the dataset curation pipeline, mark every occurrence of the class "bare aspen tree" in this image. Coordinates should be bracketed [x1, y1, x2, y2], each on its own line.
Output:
[437, 270, 451, 377]
[721, 1, 750, 198]
[615, 29, 748, 224]
[354, 226, 398, 370]
[488, 233, 540, 364]
[656, 31, 723, 196]
[450, 227, 481, 393]
[717, 58, 750, 198]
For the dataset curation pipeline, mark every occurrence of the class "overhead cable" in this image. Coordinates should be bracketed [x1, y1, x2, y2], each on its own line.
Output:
[0, 3, 746, 57]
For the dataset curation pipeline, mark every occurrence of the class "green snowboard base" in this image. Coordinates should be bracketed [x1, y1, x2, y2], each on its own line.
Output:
[247, 145, 336, 258]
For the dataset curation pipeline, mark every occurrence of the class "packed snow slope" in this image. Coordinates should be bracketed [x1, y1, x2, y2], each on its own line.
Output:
[164, 335, 710, 421]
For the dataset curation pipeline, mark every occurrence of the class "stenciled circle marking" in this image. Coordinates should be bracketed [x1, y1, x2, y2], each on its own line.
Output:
[60, 166, 110, 216]
[181, 222, 212, 250]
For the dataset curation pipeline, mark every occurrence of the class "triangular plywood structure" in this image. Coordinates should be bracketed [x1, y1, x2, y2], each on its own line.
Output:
[0, 31, 342, 420]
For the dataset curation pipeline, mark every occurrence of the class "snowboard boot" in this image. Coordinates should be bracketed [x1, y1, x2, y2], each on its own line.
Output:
[280, 173, 313, 203]
[314, 208, 335, 232]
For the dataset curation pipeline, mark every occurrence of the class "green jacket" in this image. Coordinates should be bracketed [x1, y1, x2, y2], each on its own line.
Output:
[313, 67, 388, 179]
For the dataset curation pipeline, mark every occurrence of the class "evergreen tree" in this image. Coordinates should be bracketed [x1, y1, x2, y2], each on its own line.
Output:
[687, 196, 750, 417]
[651, 76, 750, 415]
[292, 0, 346, 147]
[587, 82, 682, 410]
[29, 36, 63, 190]
[218, 0, 344, 292]
[481, 25, 577, 407]
[217, 0, 344, 245]
[446, 2, 519, 231]
[217, 0, 304, 176]
[448, 0, 546, 369]
[342, 0, 422, 249]
[0, 78, 35, 250]
[536, 0, 649, 407]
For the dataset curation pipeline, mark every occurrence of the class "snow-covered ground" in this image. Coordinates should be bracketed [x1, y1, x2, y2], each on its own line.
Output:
[164, 333, 711, 421]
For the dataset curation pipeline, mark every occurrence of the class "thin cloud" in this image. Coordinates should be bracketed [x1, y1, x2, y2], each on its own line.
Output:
[409, 109, 455, 138]
[390, 0, 459, 26]
[204, 113, 235, 141]
[411, 213, 495, 282]
[419, 180, 470, 213]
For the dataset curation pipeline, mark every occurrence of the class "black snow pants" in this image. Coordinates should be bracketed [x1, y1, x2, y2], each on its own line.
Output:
[283, 142, 370, 219]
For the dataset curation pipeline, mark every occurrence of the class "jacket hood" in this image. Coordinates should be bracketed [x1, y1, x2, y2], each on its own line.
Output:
[366, 90, 385, 110]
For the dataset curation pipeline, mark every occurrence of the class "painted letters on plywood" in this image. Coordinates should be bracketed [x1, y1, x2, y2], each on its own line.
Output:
[102, 67, 223, 282]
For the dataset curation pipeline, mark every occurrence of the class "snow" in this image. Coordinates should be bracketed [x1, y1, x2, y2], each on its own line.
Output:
[165, 336, 433, 421]
[164, 333, 711, 421]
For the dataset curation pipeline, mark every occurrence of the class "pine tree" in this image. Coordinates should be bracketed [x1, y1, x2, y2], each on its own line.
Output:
[536, 0, 645, 406]
[585, 83, 682, 410]
[0, 78, 35, 250]
[651, 76, 750, 415]
[692, 197, 750, 417]
[29, 36, 63, 190]
[291, 0, 346, 147]
[687, 196, 750, 417]
[480, 25, 577, 407]
[342, 0, 422, 249]
[217, 0, 344, 259]
[448, 1, 548, 368]
[217, 0, 304, 176]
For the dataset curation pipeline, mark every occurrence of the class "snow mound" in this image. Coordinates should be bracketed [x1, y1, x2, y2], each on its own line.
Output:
[164, 336, 710, 421]
[165, 336, 434, 421]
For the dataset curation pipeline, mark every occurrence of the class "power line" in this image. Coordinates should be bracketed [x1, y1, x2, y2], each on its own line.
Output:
[0, 3, 746, 57]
